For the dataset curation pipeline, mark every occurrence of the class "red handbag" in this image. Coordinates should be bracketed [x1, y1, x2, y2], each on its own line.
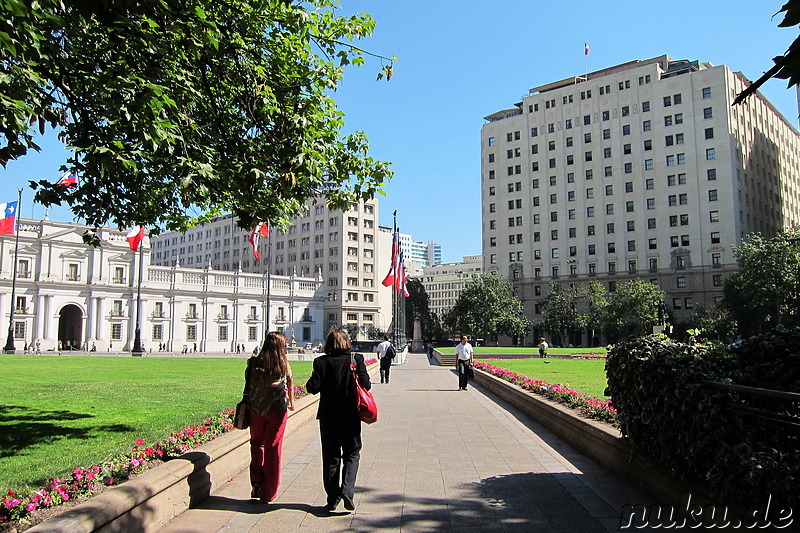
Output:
[350, 354, 378, 424]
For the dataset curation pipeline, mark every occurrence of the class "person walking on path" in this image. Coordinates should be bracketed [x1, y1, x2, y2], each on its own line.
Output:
[306, 329, 371, 512]
[455, 335, 474, 390]
[538, 337, 549, 358]
[245, 331, 295, 503]
[376, 335, 394, 384]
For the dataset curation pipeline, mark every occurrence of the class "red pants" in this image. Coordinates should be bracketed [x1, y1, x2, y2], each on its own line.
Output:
[249, 408, 288, 502]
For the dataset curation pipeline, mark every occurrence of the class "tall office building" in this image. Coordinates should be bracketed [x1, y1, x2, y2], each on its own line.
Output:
[481, 55, 800, 343]
[151, 198, 393, 338]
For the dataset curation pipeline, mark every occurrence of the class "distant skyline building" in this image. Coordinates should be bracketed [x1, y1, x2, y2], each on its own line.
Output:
[397, 231, 442, 268]
[482, 54, 800, 345]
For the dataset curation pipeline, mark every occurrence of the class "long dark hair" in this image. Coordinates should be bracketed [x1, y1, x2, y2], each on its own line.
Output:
[255, 332, 290, 375]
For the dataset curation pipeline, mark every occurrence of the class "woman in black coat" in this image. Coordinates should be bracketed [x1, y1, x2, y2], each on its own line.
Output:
[306, 329, 371, 512]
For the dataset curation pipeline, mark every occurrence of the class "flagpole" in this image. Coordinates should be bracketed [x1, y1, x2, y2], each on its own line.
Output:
[131, 236, 145, 356]
[266, 227, 272, 338]
[392, 212, 398, 348]
[3, 189, 22, 354]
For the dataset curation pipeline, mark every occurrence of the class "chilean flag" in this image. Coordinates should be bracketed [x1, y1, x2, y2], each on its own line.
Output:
[0, 201, 18, 236]
[381, 233, 399, 287]
[57, 172, 78, 187]
[397, 254, 409, 297]
[249, 222, 270, 263]
[127, 225, 145, 251]
[584, 43, 590, 55]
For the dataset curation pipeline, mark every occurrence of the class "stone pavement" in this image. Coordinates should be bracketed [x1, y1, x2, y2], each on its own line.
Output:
[159, 353, 657, 532]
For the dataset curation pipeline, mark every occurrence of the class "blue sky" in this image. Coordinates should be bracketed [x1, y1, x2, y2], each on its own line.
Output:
[1, 1, 798, 263]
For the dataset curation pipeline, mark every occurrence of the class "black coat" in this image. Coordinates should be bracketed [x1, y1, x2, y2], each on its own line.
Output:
[306, 351, 371, 421]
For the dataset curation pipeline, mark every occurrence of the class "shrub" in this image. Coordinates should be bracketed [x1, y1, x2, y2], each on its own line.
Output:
[606, 332, 799, 509]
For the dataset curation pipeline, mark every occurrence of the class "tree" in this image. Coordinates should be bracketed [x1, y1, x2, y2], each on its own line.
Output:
[539, 283, 580, 346]
[603, 279, 665, 341]
[576, 280, 608, 346]
[734, 1, 800, 105]
[722, 229, 800, 335]
[404, 278, 443, 340]
[444, 273, 530, 343]
[1, 0, 394, 241]
[686, 306, 738, 342]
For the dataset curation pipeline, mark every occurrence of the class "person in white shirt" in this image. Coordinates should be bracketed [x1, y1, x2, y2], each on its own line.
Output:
[455, 335, 474, 390]
[376, 335, 394, 384]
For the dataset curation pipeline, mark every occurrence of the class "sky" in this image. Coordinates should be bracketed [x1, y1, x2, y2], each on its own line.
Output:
[1, 1, 798, 263]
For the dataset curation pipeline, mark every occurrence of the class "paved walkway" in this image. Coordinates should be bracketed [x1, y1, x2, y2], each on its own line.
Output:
[160, 353, 656, 532]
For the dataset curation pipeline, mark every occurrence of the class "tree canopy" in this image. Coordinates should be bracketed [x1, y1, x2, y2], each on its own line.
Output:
[444, 273, 530, 342]
[1, 0, 393, 240]
[603, 279, 665, 341]
[723, 229, 800, 334]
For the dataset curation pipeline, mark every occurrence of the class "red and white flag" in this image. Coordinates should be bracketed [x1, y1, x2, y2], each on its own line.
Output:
[127, 225, 145, 251]
[56, 172, 77, 187]
[584, 43, 590, 55]
[0, 201, 18, 236]
[249, 222, 270, 263]
[397, 255, 409, 297]
[381, 233, 399, 287]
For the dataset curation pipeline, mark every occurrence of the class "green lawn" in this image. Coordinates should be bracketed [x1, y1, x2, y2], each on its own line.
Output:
[0, 355, 313, 492]
[475, 357, 609, 399]
[438, 346, 607, 357]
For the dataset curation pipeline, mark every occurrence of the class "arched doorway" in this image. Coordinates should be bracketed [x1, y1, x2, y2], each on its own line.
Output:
[58, 305, 84, 351]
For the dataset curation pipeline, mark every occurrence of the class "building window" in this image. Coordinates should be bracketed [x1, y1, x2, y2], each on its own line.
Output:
[708, 189, 718, 201]
[710, 210, 720, 223]
[111, 323, 123, 340]
[645, 159, 654, 170]
[711, 232, 721, 244]
[705, 128, 714, 140]
[643, 120, 651, 131]
[649, 238, 657, 250]
[702, 87, 712, 99]
[706, 148, 716, 160]
[703, 107, 713, 119]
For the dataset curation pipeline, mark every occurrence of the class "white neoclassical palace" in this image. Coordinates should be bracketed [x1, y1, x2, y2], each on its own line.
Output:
[0, 219, 326, 353]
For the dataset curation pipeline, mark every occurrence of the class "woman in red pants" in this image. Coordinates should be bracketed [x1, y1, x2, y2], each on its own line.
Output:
[246, 331, 295, 502]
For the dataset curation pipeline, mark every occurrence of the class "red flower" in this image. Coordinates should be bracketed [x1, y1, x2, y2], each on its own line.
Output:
[135, 438, 145, 447]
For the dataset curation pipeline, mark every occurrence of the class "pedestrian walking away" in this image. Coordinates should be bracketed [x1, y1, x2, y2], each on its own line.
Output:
[306, 329, 371, 513]
[375, 335, 395, 384]
[456, 335, 474, 390]
[245, 331, 295, 503]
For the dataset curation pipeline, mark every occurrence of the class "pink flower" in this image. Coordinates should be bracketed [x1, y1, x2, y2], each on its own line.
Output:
[135, 438, 145, 447]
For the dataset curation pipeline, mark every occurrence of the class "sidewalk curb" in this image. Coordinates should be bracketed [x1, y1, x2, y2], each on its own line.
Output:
[28, 362, 378, 533]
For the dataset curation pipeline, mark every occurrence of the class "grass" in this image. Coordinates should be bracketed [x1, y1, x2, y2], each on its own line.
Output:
[474, 357, 609, 399]
[438, 346, 608, 357]
[0, 355, 313, 492]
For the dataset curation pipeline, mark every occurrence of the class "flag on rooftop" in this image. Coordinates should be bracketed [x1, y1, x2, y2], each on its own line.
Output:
[127, 225, 145, 251]
[0, 201, 17, 236]
[584, 43, 590, 55]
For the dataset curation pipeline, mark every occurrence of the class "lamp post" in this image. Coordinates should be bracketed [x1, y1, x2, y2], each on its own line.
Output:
[131, 242, 145, 356]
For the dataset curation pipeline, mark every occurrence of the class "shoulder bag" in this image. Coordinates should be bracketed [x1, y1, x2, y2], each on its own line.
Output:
[350, 353, 378, 424]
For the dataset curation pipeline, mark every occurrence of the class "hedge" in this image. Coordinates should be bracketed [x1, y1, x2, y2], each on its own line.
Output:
[605, 329, 799, 510]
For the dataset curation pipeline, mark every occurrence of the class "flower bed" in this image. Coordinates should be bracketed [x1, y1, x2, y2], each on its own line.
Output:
[472, 361, 617, 426]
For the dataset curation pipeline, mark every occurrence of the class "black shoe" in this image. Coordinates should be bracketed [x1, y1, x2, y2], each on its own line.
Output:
[342, 495, 355, 511]
[324, 497, 341, 512]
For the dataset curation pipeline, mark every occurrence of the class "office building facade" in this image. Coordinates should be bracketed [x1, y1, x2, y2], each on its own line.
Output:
[481, 55, 800, 343]
[151, 199, 393, 338]
[421, 255, 483, 320]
